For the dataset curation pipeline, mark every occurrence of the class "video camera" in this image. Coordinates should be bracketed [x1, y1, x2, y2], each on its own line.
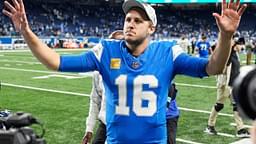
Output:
[233, 65, 256, 120]
[0, 111, 46, 144]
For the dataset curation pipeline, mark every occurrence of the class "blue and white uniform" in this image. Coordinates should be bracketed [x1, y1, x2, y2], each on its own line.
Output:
[59, 40, 208, 143]
[196, 41, 211, 58]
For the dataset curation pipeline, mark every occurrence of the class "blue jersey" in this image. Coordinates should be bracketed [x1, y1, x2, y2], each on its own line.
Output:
[59, 40, 208, 143]
[196, 41, 211, 58]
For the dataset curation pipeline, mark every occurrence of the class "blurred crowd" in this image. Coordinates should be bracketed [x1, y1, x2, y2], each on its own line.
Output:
[0, 1, 256, 41]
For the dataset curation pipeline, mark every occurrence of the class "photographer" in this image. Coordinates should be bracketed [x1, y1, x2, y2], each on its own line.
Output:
[205, 34, 250, 137]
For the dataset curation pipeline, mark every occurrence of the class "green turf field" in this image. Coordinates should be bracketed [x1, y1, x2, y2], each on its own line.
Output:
[0, 49, 253, 144]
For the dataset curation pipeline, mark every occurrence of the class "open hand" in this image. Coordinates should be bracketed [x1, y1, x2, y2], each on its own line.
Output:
[2, 0, 30, 33]
[213, 0, 247, 37]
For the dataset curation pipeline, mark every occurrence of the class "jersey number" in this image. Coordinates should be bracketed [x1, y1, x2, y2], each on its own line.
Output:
[200, 44, 208, 50]
[115, 75, 158, 116]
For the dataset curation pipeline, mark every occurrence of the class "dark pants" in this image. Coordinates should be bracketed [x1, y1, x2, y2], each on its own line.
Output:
[92, 120, 106, 144]
[167, 117, 179, 144]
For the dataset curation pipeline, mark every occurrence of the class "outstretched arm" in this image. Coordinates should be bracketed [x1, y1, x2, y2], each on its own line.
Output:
[3, 0, 60, 70]
[206, 0, 246, 75]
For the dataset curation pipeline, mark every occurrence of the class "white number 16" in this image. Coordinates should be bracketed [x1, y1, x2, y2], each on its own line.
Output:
[115, 75, 158, 116]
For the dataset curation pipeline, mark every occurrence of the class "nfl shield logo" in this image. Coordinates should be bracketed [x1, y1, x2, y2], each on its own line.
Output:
[132, 62, 140, 69]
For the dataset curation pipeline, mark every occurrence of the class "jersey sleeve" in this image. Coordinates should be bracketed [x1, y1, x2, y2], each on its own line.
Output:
[173, 45, 209, 78]
[58, 43, 104, 72]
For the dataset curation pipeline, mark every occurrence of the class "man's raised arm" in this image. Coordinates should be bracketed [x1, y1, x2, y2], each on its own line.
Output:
[3, 0, 60, 71]
[206, 0, 246, 75]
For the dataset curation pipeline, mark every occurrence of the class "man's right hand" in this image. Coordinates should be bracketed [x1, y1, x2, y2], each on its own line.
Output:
[82, 132, 93, 144]
[2, 0, 30, 34]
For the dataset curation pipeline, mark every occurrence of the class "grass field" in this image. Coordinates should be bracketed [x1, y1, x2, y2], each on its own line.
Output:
[0, 49, 253, 144]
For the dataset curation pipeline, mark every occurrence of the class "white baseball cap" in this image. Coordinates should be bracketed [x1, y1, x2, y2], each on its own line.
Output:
[122, 0, 157, 27]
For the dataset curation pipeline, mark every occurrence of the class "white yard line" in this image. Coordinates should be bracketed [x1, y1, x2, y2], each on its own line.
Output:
[0, 80, 230, 120]
[1, 82, 240, 119]
[2, 83, 90, 97]
[1, 80, 230, 118]
[2, 66, 215, 88]
[1, 66, 218, 88]
[2, 82, 229, 117]
[230, 123, 252, 129]
[32, 74, 91, 79]
[0, 48, 89, 53]
[0, 60, 41, 64]
[179, 107, 233, 117]
[217, 132, 235, 138]
[176, 138, 204, 144]
[0, 67, 93, 77]
[176, 83, 217, 89]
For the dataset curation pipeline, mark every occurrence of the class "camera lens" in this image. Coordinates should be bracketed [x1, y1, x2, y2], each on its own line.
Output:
[233, 65, 256, 120]
[247, 74, 256, 111]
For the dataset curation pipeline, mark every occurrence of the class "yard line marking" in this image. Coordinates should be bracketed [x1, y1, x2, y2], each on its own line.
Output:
[179, 107, 233, 117]
[4, 81, 250, 121]
[230, 123, 252, 129]
[0, 67, 74, 75]
[2, 81, 233, 118]
[33, 74, 91, 79]
[179, 108, 253, 133]
[0, 48, 89, 53]
[0, 67, 93, 77]
[1, 67, 216, 89]
[176, 138, 204, 144]
[203, 130, 235, 138]
[217, 132, 235, 138]
[2, 83, 90, 97]
[176, 83, 217, 89]
[1, 54, 35, 58]
[0, 60, 41, 64]
[1, 66, 217, 89]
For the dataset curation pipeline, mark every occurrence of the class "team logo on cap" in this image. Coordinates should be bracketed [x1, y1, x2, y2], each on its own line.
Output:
[110, 58, 121, 69]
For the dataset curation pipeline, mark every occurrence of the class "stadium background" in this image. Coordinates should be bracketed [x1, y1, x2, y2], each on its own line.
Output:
[0, 0, 255, 143]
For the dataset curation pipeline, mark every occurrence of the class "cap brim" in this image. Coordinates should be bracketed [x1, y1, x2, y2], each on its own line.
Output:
[122, 0, 145, 14]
